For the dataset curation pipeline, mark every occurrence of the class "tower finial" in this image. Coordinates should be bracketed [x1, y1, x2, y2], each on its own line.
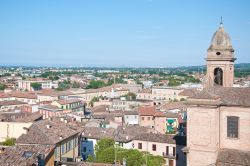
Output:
[220, 16, 223, 27]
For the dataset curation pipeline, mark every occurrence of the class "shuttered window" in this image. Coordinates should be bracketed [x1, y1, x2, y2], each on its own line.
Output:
[227, 116, 239, 138]
[138, 143, 142, 149]
[166, 146, 169, 155]
[152, 144, 156, 151]
[173, 147, 176, 156]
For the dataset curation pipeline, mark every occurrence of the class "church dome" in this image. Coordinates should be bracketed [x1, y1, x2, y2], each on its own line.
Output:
[208, 22, 233, 51]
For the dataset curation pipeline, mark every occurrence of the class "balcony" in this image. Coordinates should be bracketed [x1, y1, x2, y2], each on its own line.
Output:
[162, 152, 176, 159]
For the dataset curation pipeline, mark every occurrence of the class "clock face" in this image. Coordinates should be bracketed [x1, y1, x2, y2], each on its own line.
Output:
[216, 52, 221, 55]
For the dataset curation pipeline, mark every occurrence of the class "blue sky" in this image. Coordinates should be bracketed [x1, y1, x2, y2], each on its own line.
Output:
[0, 0, 250, 67]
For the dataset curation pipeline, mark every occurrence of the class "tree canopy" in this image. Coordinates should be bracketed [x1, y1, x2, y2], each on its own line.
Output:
[87, 138, 165, 166]
[122, 92, 136, 101]
[0, 83, 7, 90]
[86, 80, 107, 89]
[1, 138, 15, 146]
[31, 82, 42, 91]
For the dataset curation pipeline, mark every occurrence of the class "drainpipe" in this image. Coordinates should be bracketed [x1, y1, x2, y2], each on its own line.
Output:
[59, 142, 62, 162]
[218, 106, 221, 154]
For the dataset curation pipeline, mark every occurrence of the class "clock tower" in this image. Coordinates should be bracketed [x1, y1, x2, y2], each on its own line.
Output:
[206, 20, 236, 87]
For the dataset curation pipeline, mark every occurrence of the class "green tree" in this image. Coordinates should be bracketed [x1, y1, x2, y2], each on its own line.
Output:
[86, 80, 107, 89]
[0, 83, 6, 90]
[168, 77, 181, 86]
[95, 138, 115, 163]
[2, 138, 15, 146]
[89, 97, 99, 107]
[146, 153, 165, 166]
[56, 81, 70, 91]
[31, 82, 42, 91]
[123, 92, 136, 101]
[89, 138, 165, 166]
[180, 98, 186, 101]
[123, 149, 144, 166]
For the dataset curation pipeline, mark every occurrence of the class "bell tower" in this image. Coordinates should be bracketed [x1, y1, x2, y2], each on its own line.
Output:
[206, 19, 236, 87]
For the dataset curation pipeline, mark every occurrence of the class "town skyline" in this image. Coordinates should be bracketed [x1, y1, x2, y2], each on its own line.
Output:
[1, 0, 250, 67]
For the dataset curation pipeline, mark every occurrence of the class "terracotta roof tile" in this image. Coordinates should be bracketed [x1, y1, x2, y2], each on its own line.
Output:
[0, 100, 27, 106]
[189, 87, 250, 107]
[216, 148, 250, 166]
[134, 133, 176, 144]
[138, 106, 165, 117]
[159, 101, 186, 111]
[16, 118, 79, 145]
[57, 99, 82, 105]
[0, 145, 54, 166]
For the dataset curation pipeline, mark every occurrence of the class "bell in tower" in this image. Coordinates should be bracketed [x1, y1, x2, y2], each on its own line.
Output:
[206, 19, 236, 87]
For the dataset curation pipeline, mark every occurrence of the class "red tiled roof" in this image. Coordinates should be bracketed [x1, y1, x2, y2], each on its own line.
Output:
[0, 92, 37, 99]
[16, 118, 80, 145]
[138, 106, 165, 117]
[0, 145, 55, 166]
[137, 89, 152, 94]
[138, 106, 156, 116]
[57, 99, 83, 105]
[159, 101, 186, 111]
[154, 111, 166, 117]
[0, 100, 27, 106]
[189, 87, 250, 107]
[38, 89, 73, 97]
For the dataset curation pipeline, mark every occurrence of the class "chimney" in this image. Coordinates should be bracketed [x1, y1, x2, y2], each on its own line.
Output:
[48, 117, 52, 120]
[64, 119, 68, 123]
[126, 136, 129, 140]
[0, 147, 5, 154]
[59, 136, 63, 140]
[23, 127, 29, 134]
[60, 117, 64, 122]
[46, 125, 51, 129]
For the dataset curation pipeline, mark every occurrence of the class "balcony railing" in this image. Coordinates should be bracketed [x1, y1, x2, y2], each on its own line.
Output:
[162, 152, 176, 159]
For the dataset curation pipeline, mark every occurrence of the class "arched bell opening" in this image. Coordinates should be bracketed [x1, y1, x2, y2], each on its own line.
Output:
[214, 68, 223, 86]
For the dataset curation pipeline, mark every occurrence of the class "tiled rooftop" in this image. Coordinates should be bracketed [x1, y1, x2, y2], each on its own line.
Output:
[188, 87, 250, 107]
[0, 100, 27, 106]
[16, 118, 79, 145]
[158, 101, 186, 111]
[0, 112, 42, 122]
[216, 148, 250, 166]
[57, 99, 83, 105]
[138, 105, 165, 117]
[134, 132, 176, 144]
[0, 145, 54, 166]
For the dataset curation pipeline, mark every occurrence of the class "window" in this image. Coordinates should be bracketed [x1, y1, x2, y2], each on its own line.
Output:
[66, 142, 70, 152]
[61, 144, 65, 154]
[141, 117, 144, 121]
[69, 140, 72, 150]
[166, 146, 169, 155]
[152, 144, 156, 151]
[83, 147, 86, 152]
[173, 147, 176, 156]
[55, 146, 60, 158]
[147, 117, 150, 120]
[138, 143, 142, 149]
[227, 116, 239, 138]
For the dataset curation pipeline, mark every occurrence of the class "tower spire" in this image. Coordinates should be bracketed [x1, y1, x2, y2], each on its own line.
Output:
[220, 16, 223, 27]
